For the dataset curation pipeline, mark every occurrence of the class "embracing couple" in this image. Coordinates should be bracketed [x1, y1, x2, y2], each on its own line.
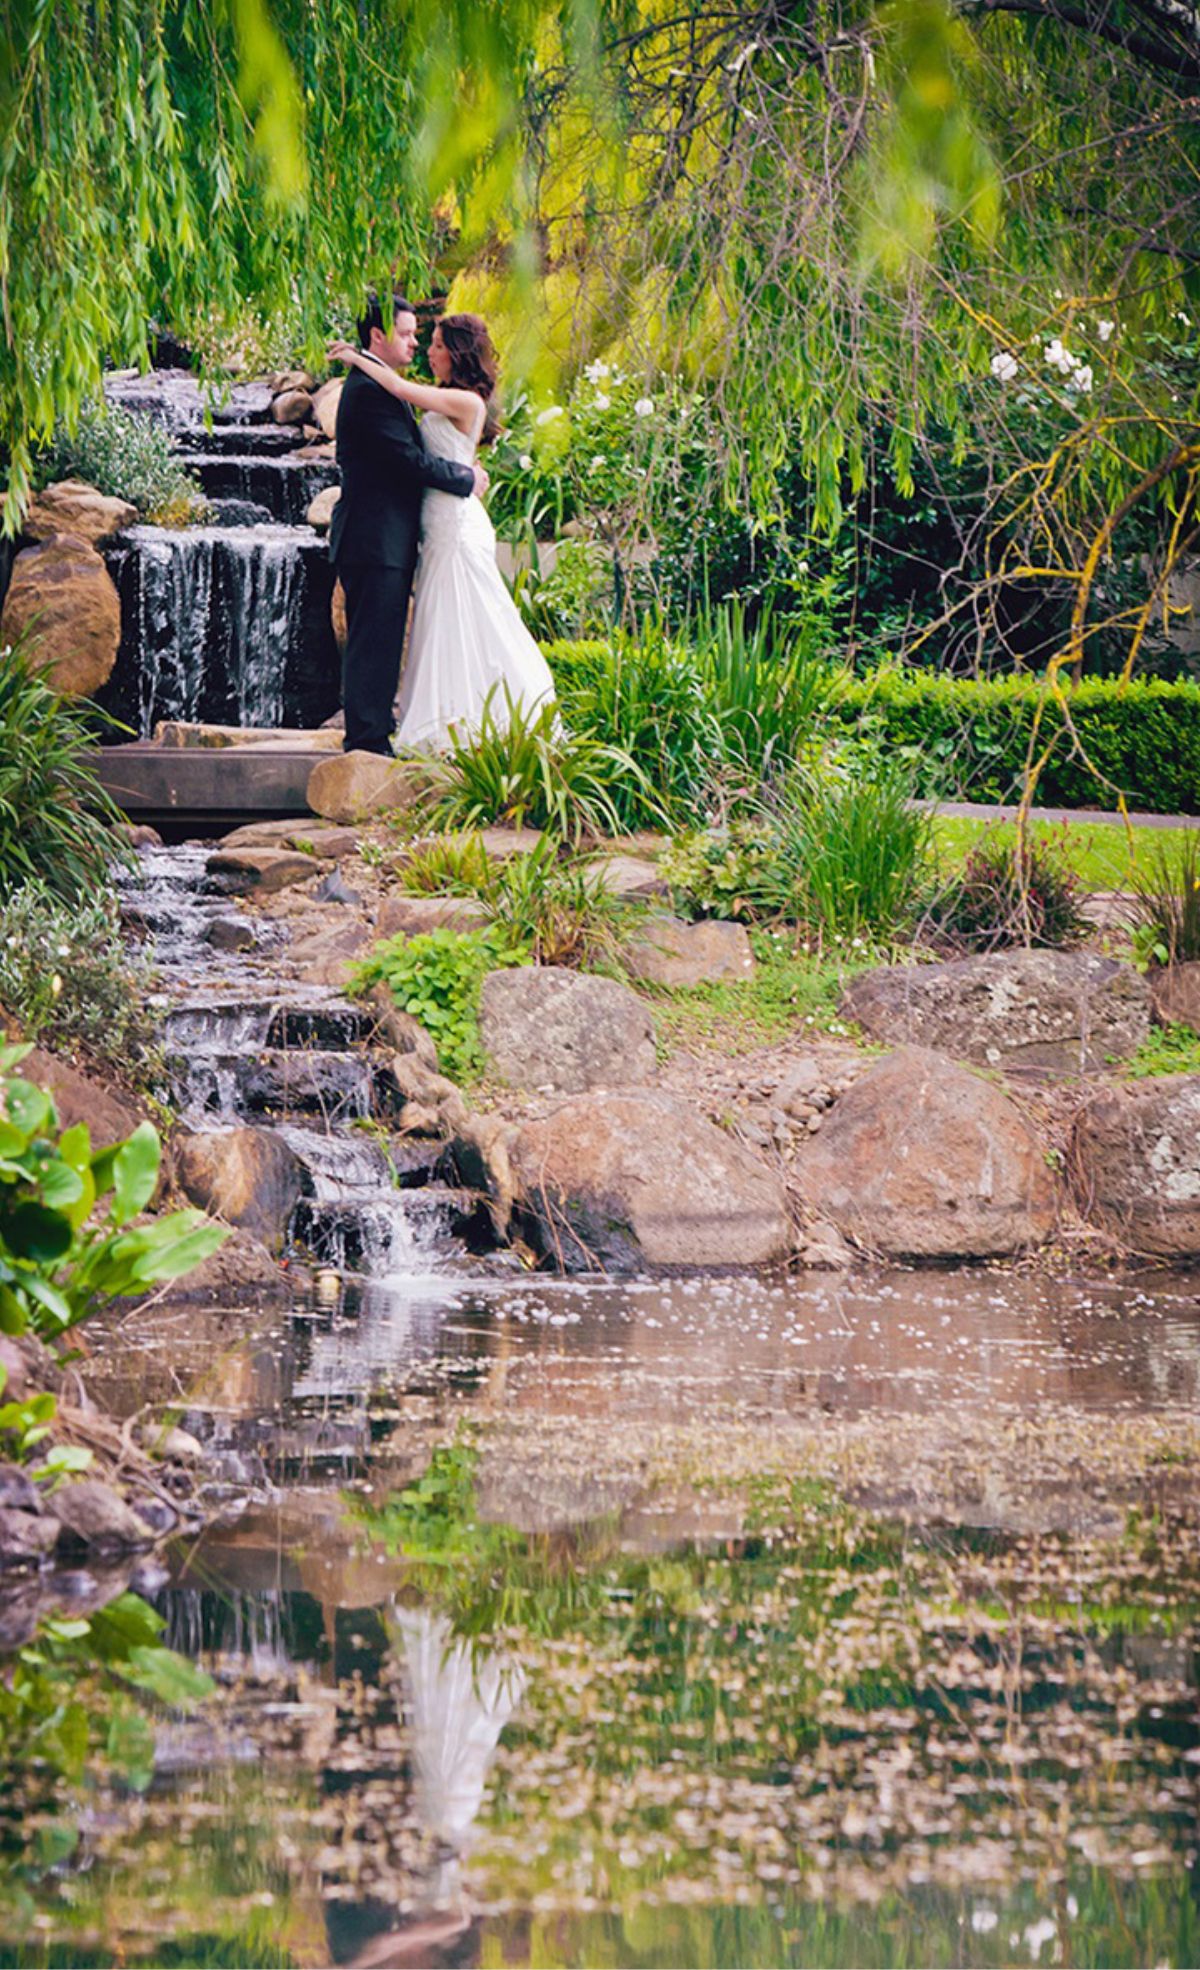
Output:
[327, 288, 556, 758]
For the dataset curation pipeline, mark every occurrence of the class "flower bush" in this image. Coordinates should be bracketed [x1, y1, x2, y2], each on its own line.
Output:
[36, 398, 205, 525]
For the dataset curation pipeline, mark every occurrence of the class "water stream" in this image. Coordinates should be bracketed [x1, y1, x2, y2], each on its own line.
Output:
[2, 841, 1197, 1964]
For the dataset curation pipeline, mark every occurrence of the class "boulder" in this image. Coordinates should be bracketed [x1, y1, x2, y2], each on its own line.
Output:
[204, 917, 256, 953]
[272, 367, 316, 394]
[306, 751, 432, 825]
[311, 377, 343, 440]
[589, 853, 670, 900]
[206, 847, 317, 894]
[376, 894, 489, 938]
[1071, 1074, 1200, 1257]
[174, 1127, 304, 1249]
[623, 915, 755, 987]
[20, 1048, 143, 1151]
[272, 388, 314, 426]
[477, 826, 544, 862]
[0, 533, 121, 696]
[23, 479, 137, 545]
[447, 1112, 519, 1239]
[843, 951, 1150, 1076]
[1150, 962, 1200, 1034]
[0, 1508, 60, 1565]
[480, 967, 656, 1093]
[306, 484, 341, 531]
[510, 1089, 793, 1271]
[53, 1480, 156, 1553]
[0, 1464, 43, 1514]
[791, 1046, 1058, 1259]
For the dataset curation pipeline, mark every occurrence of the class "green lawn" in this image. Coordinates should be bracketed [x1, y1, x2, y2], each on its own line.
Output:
[931, 815, 1198, 890]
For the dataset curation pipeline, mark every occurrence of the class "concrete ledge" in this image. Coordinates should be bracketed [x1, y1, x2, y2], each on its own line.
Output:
[93, 742, 318, 820]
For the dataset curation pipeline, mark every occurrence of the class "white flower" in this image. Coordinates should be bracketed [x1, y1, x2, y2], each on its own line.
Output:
[990, 350, 1019, 382]
[592, 392, 611, 410]
[583, 360, 611, 383]
[634, 396, 654, 417]
[56, 943, 71, 956]
[534, 405, 563, 426]
[518, 453, 533, 470]
[971, 1910, 999, 1935]
[1097, 318, 1115, 341]
[796, 559, 810, 575]
[1044, 337, 1077, 375]
[1023, 1918, 1057, 1958]
[1067, 363, 1094, 394]
[589, 453, 606, 470]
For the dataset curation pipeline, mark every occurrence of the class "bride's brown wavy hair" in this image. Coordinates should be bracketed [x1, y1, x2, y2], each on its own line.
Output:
[437, 312, 501, 443]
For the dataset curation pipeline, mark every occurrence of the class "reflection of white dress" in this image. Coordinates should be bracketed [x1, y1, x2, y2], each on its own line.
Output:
[395, 1608, 526, 1848]
[395, 412, 558, 752]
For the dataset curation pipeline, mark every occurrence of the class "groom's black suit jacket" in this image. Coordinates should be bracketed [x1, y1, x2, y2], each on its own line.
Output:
[329, 365, 475, 569]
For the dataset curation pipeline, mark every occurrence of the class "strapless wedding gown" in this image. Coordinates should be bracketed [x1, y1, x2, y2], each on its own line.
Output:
[394, 410, 558, 752]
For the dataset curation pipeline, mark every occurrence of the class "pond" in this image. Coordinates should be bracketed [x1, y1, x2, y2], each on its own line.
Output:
[2, 1264, 1198, 1967]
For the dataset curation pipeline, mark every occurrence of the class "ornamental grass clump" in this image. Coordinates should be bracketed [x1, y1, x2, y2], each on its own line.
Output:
[1128, 829, 1200, 969]
[764, 756, 934, 944]
[923, 828, 1091, 953]
[425, 687, 662, 846]
[0, 641, 129, 906]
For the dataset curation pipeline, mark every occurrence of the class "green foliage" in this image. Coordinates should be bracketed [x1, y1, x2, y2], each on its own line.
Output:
[485, 839, 642, 968]
[659, 826, 781, 926]
[831, 669, 1200, 813]
[0, 1046, 227, 1342]
[649, 931, 863, 1056]
[1125, 1024, 1200, 1079]
[36, 400, 205, 524]
[552, 627, 718, 825]
[0, 884, 162, 1085]
[351, 926, 526, 1082]
[1128, 829, 1200, 967]
[764, 759, 935, 943]
[923, 826, 1091, 952]
[426, 687, 661, 844]
[511, 539, 614, 642]
[399, 831, 495, 898]
[692, 601, 841, 784]
[0, 642, 130, 906]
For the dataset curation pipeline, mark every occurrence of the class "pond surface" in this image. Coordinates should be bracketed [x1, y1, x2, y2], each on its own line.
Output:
[3, 1263, 1199, 1967]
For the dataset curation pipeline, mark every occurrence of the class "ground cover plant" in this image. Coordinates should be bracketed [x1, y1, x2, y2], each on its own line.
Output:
[1125, 1024, 1200, 1078]
[647, 932, 868, 1058]
[351, 926, 527, 1082]
[0, 884, 162, 1088]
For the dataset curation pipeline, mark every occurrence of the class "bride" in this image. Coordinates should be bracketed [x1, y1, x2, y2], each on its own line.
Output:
[326, 314, 557, 754]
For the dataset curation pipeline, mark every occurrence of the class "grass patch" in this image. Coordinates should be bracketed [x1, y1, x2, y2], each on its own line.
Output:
[644, 932, 872, 1058]
[1125, 1023, 1200, 1078]
[932, 815, 1198, 891]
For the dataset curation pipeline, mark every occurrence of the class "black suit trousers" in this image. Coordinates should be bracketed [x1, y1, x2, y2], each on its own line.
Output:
[338, 561, 416, 756]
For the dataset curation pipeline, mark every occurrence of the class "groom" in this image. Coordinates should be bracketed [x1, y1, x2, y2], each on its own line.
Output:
[329, 289, 488, 756]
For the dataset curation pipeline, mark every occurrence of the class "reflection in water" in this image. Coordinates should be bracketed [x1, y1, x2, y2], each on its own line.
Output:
[396, 1610, 526, 1850]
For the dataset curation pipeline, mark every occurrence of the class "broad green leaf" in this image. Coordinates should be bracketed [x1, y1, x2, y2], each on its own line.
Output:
[122, 1644, 215, 1708]
[0, 1201, 72, 1264]
[38, 1160, 85, 1210]
[21, 1275, 74, 1328]
[109, 1122, 161, 1227]
[4, 1079, 52, 1138]
[57, 1122, 92, 1170]
[127, 1217, 228, 1284]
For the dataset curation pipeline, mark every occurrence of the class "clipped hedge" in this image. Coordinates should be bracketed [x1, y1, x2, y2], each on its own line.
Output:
[832, 671, 1200, 814]
[543, 639, 1200, 815]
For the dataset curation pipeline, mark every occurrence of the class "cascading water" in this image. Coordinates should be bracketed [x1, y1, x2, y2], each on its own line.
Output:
[97, 371, 340, 736]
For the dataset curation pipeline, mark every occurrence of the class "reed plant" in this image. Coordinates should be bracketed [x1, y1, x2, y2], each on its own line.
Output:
[0, 640, 129, 906]
[767, 758, 934, 944]
[1128, 829, 1200, 968]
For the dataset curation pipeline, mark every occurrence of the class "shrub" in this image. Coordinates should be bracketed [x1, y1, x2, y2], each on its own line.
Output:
[692, 600, 839, 782]
[0, 641, 130, 905]
[1128, 829, 1200, 968]
[426, 687, 663, 845]
[351, 927, 526, 1081]
[0, 883, 162, 1084]
[830, 668, 1200, 814]
[923, 828, 1090, 952]
[36, 397, 205, 524]
[0, 1045, 227, 1340]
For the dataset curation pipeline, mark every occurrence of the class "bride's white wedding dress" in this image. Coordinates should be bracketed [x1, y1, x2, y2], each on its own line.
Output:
[394, 410, 558, 752]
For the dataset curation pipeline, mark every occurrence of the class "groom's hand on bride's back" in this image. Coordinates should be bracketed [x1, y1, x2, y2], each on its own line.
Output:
[471, 463, 489, 497]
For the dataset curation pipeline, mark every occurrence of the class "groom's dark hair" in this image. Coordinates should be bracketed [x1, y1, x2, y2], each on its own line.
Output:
[356, 287, 414, 349]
